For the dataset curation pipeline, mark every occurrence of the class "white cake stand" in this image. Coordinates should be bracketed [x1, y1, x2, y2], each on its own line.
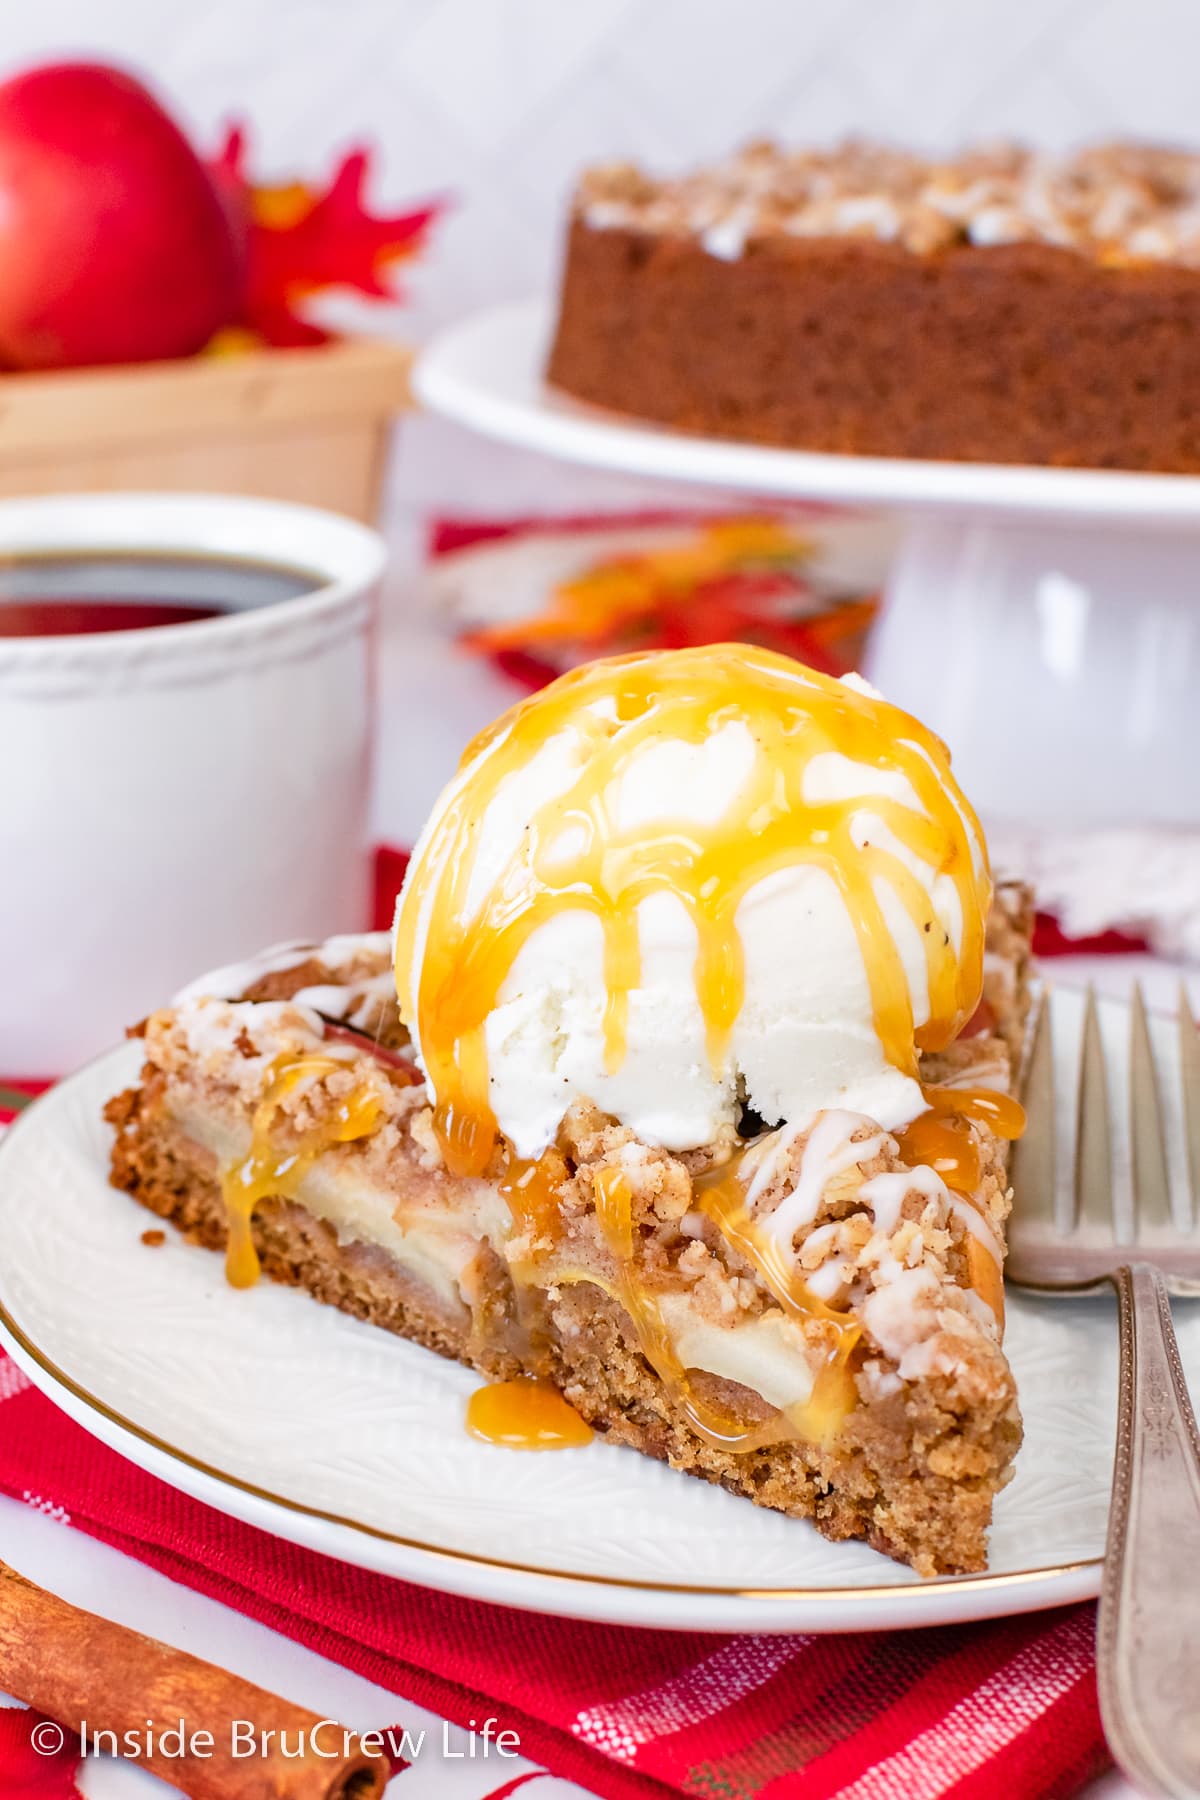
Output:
[414, 299, 1200, 849]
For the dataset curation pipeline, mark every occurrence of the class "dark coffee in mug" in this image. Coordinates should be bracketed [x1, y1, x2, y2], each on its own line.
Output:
[0, 552, 316, 636]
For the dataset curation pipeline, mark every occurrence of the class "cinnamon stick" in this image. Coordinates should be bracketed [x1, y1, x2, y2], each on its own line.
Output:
[0, 1560, 387, 1800]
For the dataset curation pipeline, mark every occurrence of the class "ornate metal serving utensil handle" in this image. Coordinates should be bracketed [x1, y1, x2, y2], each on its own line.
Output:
[1098, 1264, 1200, 1799]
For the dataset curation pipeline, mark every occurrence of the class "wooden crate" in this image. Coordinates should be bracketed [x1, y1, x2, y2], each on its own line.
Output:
[0, 337, 413, 523]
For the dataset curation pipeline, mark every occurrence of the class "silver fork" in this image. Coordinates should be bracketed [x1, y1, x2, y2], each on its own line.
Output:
[1009, 984, 1200, 1800]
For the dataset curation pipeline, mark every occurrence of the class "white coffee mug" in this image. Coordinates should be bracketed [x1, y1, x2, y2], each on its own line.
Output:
[0, 493, 386, 1074]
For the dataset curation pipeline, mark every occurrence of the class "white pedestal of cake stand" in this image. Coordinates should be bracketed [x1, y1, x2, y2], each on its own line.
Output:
[414, 299, 1200, 840]
[870, 513, 1200, 834]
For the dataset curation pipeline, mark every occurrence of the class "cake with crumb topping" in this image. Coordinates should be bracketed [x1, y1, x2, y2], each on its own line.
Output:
[547, 138, 1200, 469]
[108, 645, 1035, 1578]
[106, 881, 1032, 1577]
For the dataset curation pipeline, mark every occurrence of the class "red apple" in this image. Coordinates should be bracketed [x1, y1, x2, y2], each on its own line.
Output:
[0, 62, 244, 369]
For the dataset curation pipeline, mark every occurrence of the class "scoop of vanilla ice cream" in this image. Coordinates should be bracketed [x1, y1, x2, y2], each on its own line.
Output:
[395, 658, 988, 1160]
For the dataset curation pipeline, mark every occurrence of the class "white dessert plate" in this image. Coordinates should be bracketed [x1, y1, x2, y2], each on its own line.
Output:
[414, 299, 1200, 523]
[1, 987, 1195, 1635]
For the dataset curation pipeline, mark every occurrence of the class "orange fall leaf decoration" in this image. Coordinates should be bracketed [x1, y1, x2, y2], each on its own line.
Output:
[211, 124, 445, 346]
[471, 519, 817, 650]
[460, 517, 879, 690]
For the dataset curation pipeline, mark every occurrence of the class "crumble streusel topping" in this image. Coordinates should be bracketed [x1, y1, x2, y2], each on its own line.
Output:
[577, 139, 1200, 263]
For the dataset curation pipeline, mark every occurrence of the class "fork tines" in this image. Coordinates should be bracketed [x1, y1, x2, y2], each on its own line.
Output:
[1129, 985, 1173, 1233]
[1013, 982, 1200, 1248]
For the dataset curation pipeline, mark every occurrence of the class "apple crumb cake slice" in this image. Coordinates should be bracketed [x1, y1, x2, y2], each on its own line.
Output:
[106, 883, 1032, 1577]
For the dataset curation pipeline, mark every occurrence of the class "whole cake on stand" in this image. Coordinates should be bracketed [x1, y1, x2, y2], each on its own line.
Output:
[548, 139, 1200, 471]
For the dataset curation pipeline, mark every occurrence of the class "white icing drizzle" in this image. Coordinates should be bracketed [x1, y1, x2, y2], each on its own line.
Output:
[859, 1163, 945, 1236]
[862, 1161, 1001, 1262]
[701, 206, 754, 261]
[806, 1254, 851, 1301]
[947, 1191, 1004, 1262]
[752, 1110, 888, 1250]
[175, 942, 315, 1004]
[831, 194, 901, 239]
[290, 983, 359, 1017]
[798, 1219, 839, 1259]
[291, 971, 396, 1029]
[959, 1287, 1000, 1334]
[861, 1261, 942, 1364]
[966, 206, 1027, 246]
[175, 997, 331, 1064]
[318, 932, 392, 969]
[173, 933, 391, 1005]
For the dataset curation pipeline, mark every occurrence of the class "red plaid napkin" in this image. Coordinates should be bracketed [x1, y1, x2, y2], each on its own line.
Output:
[0, 1373, 1105, 1800]
[0, 851, 1116, 1800]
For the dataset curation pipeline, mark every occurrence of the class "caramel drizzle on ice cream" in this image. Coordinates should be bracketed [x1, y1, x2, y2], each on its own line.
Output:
[394, 644, 992, 1180]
